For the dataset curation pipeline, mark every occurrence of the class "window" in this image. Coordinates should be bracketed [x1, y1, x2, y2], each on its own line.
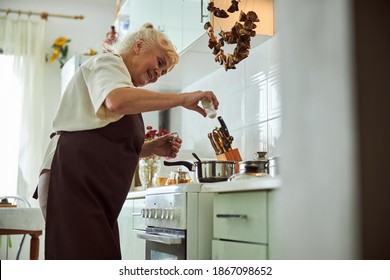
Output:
[0, 55, 23, 196]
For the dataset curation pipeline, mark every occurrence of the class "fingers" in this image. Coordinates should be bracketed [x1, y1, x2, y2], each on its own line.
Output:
[200, 90, 219, 110]
[163, 134, 182, 154]
[208, 91, 219, 110]
[167, 136, 182, 158]
[196, 106, 208, 117]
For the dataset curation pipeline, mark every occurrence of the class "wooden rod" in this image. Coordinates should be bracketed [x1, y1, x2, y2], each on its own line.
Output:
[0, 8, 84, 20]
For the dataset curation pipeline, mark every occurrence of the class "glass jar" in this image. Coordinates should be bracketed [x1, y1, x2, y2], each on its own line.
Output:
[165, 168, 193, 185]
[138, 156, 161, 189]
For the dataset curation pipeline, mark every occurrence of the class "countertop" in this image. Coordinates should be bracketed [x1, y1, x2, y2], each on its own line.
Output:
[201, 176, 281, 193]
[126, 176, 281, 198]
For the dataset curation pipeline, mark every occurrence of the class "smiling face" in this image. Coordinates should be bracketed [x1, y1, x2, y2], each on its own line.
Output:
[126, 40, 170, 87]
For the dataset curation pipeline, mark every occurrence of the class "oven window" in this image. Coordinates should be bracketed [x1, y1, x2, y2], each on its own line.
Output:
[146, 237, 186, 260]
[151, 250, 178, 260]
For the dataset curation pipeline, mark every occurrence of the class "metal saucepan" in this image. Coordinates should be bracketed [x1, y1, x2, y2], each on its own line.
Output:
[164, 153, 236, 183]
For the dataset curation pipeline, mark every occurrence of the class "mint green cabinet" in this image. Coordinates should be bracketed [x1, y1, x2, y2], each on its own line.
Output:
[212, 191, 269, 260]
[212, 240, 267, 260]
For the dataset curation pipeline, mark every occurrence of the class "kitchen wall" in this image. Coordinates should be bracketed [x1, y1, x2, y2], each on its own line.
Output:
[173, 36, 281, 161]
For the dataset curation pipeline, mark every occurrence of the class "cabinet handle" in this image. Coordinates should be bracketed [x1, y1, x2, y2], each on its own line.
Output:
[216, 214, 248, 219]
[200, 0, 209, 23]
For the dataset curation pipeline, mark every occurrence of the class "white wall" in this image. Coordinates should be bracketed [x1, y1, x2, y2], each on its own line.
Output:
[179, 36, 282, 160]
[0, 0, 116, 260]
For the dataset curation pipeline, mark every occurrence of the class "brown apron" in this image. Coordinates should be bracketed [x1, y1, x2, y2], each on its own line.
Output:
[44, 114, 144, 260]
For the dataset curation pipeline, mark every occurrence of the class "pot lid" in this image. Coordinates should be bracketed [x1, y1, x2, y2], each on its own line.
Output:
[238, 151, 269, 173]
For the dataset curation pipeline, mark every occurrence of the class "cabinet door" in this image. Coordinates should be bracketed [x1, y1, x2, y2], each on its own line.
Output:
[133, 198, 146, 230]
[214, 191, 268, 243]
[118, 199, 133, 259]
[131, 230, 146, 260]
[212, 240, 267, 260]
[161, 0, 183, 51]
[128, 0, 162, 33]
[182, 0, 209, 51]
[118, 198, 146, 260]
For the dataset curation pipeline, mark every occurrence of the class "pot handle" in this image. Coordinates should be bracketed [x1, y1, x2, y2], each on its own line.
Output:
[163, 160, 194, 171]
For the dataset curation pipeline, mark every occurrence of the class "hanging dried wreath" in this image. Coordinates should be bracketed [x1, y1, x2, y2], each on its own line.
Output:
[204, 0, 259, 71]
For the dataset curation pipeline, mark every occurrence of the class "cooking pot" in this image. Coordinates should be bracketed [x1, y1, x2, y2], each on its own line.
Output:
[228, 151, 270, 181]
[164, 160, 236, 183]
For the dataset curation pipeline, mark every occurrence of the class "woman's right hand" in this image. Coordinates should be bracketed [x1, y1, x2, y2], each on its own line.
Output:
[182, 90, 219, 117]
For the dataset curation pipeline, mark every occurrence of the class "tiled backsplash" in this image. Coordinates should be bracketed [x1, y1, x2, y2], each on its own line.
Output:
[178, 35, 281, 161]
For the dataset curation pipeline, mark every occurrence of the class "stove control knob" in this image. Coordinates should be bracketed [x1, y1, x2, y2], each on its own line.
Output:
[140, 208, 145, 218]
[169, 208, 175, 220]
[144, 208, 149, 218]
[160, 208, 166, 219]
[155, 208, 161, 219]
[148, 208, 155, 219]
[162, 208, 169, 220]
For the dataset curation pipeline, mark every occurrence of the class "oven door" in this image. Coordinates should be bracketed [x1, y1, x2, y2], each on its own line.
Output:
[137, 227, 186, 260]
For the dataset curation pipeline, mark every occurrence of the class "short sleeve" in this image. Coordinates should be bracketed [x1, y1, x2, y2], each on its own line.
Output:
[82, 54, 134, 120]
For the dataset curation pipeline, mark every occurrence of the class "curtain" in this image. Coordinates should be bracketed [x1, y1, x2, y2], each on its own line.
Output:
[0, 16, 47, 206]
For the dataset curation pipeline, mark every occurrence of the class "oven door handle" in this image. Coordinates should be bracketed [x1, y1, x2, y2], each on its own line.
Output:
[216, 214, 248, 219]
[137, 232, 183, 245]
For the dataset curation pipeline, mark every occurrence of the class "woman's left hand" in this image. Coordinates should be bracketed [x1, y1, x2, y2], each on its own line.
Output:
[148, 134, 182, 158]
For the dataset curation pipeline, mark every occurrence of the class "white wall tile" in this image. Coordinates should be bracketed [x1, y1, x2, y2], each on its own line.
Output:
[245, 81, 268, 125]
[245, 43, 267, 86]
[267, 35, 280, 77]
[244, 122, 268, 160]
[219, 89, 244, 130]
[177, 35, 281, 162]
[267, 117, 282, 157]
[214, 63, 246, 95]
[268, 75, 282, 119]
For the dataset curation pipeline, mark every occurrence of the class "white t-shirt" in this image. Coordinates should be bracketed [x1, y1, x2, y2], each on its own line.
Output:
[40, 53, 134, 171]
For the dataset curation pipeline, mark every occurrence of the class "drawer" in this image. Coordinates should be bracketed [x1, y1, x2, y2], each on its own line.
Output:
[133, 198, 146, 231]
[212, 239, 267, 260]
[214, 191, 267, 243]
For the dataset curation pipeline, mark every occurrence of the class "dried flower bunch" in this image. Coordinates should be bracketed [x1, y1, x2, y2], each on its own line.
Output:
[49, 36, 71, 68]
[205, 0, 259, 71]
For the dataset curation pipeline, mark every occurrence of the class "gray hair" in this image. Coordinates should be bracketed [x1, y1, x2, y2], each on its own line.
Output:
[106, 23, 179, 72]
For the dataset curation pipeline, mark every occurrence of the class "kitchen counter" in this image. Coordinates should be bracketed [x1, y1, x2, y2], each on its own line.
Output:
[201, 176, 281, 193]
[126, 177, 281, 197]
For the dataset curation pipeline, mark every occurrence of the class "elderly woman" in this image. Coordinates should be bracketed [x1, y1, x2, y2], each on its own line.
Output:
[36, 23, 219, 259]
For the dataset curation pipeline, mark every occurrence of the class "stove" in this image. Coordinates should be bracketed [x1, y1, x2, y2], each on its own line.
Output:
[137, 183, 214, 260]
